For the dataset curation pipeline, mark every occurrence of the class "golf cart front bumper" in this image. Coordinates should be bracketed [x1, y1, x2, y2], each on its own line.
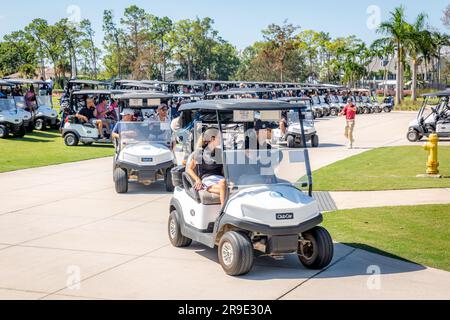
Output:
[220, 213, 323, 236]
[116, 159, 174, 176]
[220, 213, 324, 255]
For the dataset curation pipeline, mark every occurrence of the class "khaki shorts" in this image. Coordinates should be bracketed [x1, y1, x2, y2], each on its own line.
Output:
[345, 120, 355, 142]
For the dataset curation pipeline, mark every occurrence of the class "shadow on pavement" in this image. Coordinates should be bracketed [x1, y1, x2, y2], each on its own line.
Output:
[192, 242, 425, 280]
[316, 143, 345, 148]
[126, 180, 172, 196]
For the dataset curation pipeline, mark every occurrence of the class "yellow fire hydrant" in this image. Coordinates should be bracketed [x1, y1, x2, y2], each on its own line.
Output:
[423, 133, 439, 175]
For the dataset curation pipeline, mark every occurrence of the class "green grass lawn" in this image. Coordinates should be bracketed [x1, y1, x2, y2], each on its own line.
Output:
[322, 204, 450, 271]
[313, 146, 450, 191]
[0, 130, 114, 173]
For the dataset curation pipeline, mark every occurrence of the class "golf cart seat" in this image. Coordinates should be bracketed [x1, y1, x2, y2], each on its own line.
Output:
[182, 172, 221, 205]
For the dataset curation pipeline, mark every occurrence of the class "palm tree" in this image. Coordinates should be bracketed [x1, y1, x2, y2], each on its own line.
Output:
[377, 6, 410, 105]
[371, 39, 395, 97]
[404, 13, 427, 102]
[431, 32, 450, 89]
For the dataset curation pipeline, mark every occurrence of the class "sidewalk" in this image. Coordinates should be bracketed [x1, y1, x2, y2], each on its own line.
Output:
[330, 188, 450, 210]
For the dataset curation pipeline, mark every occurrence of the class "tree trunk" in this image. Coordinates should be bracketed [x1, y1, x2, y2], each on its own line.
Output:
[395, 44, 402, 105]
[383, 66, 388, 98]
[411, 59, 418, 102]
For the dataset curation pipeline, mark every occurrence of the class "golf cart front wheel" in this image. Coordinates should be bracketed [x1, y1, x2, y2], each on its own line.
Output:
[298, 226, 334, 270]
[168, 211, 192, 247]
[64, 133, 79, 146]
[311, 135, 319, 148]
[218, 231, 254, 276]
[407, 130, 421, 142]
[0, 125, 9, 139]
[287, 135, 295, 148]
[165, 168, 175, 192]
[34, 119, 45, 131]
[114, 168, 128, 194]
[330, 108, 339, 117]
[384, 107, 391, 113]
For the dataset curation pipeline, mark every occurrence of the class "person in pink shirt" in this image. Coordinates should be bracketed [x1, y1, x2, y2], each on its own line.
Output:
[94, 97, 111, 139]
[339, 97, 357, 149]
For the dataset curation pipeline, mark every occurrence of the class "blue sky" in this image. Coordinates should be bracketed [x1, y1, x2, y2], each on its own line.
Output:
[0, 0, 448, 50]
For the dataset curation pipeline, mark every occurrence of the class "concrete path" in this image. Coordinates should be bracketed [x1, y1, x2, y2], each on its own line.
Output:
[0, 112, 449, 300]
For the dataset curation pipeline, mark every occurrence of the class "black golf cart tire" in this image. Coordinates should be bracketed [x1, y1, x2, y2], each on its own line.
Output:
[375, 106, 382, 113]
[26, 122, 34, 133]
[311, 135, 319, 148]
[34, 118, 45, 131]
[165, 168, 175, 192]
[114, 168, 128, 194]
[298, 226, 334, 270]
[407, 130, 421, 142]
[384, 106, 391, 113]
[0, 125, 9, 139]
[218, 231, 254, 276]
[330, 108, 339, 117]
[13, 126, 26, 138]
[168, 211, 192, 248]
[287, 135, 295, 148]
[64, 133, 79, 146]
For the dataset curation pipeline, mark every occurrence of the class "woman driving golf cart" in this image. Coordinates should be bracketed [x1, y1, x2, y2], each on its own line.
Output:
[187, 128, 227, 206]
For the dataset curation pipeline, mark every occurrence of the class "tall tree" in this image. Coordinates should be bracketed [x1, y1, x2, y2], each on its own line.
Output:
[80, 19, 100, 79]
[377, 6, 410, 105]
[103, 10, 125, 78]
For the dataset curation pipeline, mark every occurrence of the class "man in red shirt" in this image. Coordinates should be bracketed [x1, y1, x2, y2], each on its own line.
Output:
[339, 97, 357, 149]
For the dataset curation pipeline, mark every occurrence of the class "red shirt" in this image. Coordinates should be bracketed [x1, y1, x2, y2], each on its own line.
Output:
[342, 104, 357, 120]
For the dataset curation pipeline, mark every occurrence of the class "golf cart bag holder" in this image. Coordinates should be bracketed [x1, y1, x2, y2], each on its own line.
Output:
[182, 172, 221, 205]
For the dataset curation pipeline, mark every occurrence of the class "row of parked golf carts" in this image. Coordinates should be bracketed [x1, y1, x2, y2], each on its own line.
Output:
[0, 79, 59, 138]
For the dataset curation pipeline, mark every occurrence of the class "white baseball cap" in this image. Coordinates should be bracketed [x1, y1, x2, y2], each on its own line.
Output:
[120, 108, 134, 116]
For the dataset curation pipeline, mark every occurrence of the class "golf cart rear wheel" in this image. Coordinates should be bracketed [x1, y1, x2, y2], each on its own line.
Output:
[311, 135, 319, 148]
[298, 226, 334, 270]
[64, 133, 79, 146]
[384, 107, 391, 113]
[34, 119, 45, 131]
[0, 125, 9, 139]
[165, 168, 175, 192]
[218, 231, 254, 276]
[407, 130, 421, 142]
[287, 135, 295, 148]
[114, 168, 128, 194]
[168, 211, 192, 247]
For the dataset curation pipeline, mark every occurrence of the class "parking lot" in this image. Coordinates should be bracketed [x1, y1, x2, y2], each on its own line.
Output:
[0, 111, 449, 300]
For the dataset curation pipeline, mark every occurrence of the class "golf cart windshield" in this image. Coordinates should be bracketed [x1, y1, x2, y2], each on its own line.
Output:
[13, 96, 26, 109]
[36, 96, 53, 108]
[118, 121, 172, 147]
[215, 108, 311, 192]
[0, 98, 16, 111]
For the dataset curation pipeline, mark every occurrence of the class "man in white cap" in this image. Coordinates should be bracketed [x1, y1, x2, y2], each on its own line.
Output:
[111, 108, 136, 140]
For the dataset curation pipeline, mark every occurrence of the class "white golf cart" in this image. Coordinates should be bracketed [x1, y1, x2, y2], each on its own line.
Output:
[113, 92, 176, 193]
[168, 99, 333, 276]
[277, 96, 319, 148]
[62, 90, 114, 146]
[0, 80, 32, 133]
[7, 79, 59, 131]
[0, 98, 24, 138]
[407, 90, 450, 142]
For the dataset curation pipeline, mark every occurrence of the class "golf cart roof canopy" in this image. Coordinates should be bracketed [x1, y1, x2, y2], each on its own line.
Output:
[179, 99, 300, 112]
[207, 88, 272, 96]
[422, 90, 450, 97]
[69, 79, 111, 86]
[112, 92, 173, 100]
[5, 78, 46, 85]
[173, 93, 204, 98]
[277, 96, 312, 102]
[72, 90, 112, 96]
[0, 80, 14, 86]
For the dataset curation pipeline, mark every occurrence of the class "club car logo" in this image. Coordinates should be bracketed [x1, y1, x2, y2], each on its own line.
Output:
[141, 158, 153, 163]
[276, 213, 294, 220]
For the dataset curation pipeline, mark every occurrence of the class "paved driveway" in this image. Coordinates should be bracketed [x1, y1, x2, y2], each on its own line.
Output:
[0, 112, 449, 300]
